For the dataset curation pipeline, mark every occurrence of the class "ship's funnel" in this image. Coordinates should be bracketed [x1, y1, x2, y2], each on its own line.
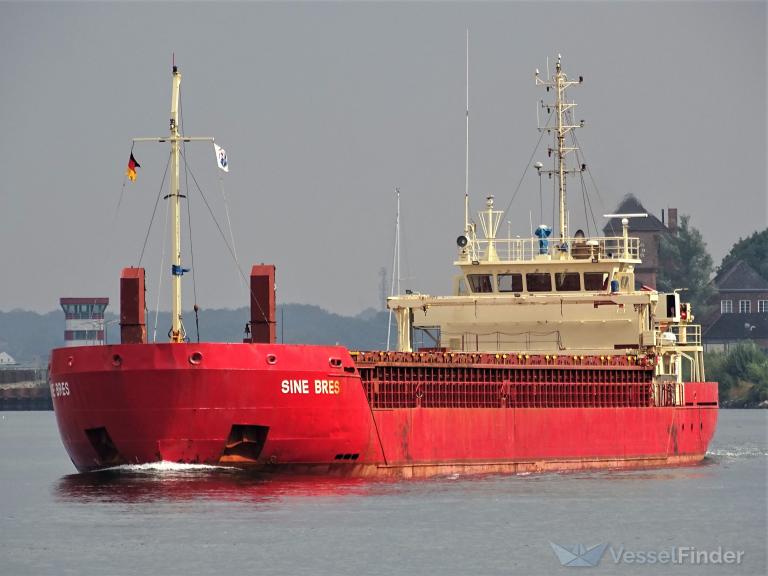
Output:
[120, 267, 146, 344]
[249, 265, 276, 344]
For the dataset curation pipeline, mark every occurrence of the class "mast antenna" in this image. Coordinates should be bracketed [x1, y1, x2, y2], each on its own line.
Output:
[464, 29, 470, 235]
[386, 187, 401, 351]
[535, 55, 584, 243]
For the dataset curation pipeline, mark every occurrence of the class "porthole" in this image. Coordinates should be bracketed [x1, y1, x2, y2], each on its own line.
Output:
[189, 352, 203, 365]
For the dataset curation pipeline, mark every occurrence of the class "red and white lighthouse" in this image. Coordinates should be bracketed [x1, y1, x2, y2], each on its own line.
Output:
[60, 297, 109, 347]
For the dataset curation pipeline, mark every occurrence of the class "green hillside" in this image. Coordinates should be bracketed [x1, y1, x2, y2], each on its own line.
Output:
[0, 305, 393, 365]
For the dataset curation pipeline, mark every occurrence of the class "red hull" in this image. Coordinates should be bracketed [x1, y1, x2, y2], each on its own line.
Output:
[49, 343, 718, 476]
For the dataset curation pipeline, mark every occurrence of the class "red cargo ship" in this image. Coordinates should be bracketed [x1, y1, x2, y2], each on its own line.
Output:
[50, 57, 717, 476]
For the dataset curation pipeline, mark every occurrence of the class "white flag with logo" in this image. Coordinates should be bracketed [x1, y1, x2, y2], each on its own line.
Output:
[214, 143, 229, 172]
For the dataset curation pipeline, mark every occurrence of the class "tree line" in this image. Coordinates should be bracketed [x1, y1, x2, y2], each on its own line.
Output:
[658, 222, 768, 406]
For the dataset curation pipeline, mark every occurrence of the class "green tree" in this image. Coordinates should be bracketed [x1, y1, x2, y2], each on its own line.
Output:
[719, 228, 768, 281]
[706, 342, 768, 407]
[656, 214, 715, 317]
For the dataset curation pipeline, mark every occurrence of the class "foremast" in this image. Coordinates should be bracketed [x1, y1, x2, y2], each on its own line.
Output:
[133, 64, 213, 343]
[535, 55, 584, 241]
[169, 66, 183, 342]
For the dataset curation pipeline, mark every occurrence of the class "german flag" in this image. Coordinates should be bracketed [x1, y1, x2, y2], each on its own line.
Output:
[126, 152, 140, 181]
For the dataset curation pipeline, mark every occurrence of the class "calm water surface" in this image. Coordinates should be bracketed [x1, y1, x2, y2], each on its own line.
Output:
[0, 411, 765, 576]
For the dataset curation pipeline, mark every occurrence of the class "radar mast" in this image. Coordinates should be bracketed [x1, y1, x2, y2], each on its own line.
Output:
[535, 55, 585, 242]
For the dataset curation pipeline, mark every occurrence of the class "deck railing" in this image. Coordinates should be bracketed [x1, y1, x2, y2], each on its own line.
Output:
[460, 235, 640, 263]
[669, 324, 702, 346]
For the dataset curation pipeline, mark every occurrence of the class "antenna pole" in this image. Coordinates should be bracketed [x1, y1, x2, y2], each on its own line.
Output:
[464, 29, 470, 235]
[386, 187, 400, 351]
[556, 57, 566, 241]
[396, 187, 401, 296]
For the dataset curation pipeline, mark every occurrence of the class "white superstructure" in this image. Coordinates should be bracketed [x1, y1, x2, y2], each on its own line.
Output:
[387, 56, 705, 386]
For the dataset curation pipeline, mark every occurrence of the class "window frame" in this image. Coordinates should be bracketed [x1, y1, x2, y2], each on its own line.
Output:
[555, 272, 581, 292]
[467, 274, 494, 294]
[526, 272, 553, 292]
[497, 273, 524, 293]
[583, 272, 608, 291]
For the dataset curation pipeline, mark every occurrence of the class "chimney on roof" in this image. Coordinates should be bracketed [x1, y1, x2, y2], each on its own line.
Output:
[661, 208, 665, 226]
[668, 208, 678, 233]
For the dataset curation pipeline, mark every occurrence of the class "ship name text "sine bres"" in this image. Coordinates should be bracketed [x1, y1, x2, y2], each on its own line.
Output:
[50, 381, 70, 398]
[281, 379, 341, 395]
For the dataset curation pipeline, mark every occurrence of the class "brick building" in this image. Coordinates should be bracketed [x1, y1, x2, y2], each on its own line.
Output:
[603, 195, 676, 289]
[702, 260, 768, 352]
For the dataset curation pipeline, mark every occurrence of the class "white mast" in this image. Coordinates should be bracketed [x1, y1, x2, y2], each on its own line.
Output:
[535, 55, 584, 242]
[169, 66, 183, 342]
[396, 188, 401, 297]
[464, 29, 470, 235]
[386, 187, 400, 351]
[133, 64, 214, 343]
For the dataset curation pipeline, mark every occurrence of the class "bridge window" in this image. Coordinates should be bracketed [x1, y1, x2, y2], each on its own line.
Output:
[526, 272, 552, 292]
[498, 273, 523, 292]
[555, 272, 581, 291]
[467, 274, 493, 293]
[70, 330, 99, 340]
[584, 272, 609, 291]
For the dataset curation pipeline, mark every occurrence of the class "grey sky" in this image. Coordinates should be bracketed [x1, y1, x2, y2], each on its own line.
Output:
[0, 1, 765, 316]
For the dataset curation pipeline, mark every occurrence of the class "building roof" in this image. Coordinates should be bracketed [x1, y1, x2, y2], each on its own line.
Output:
[60, 297, 109, 305]
[713, 260, 768, 292]
[704, 312, 768, 341]
[602, 195, 667, 235]
[0, 352, 17, 365]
